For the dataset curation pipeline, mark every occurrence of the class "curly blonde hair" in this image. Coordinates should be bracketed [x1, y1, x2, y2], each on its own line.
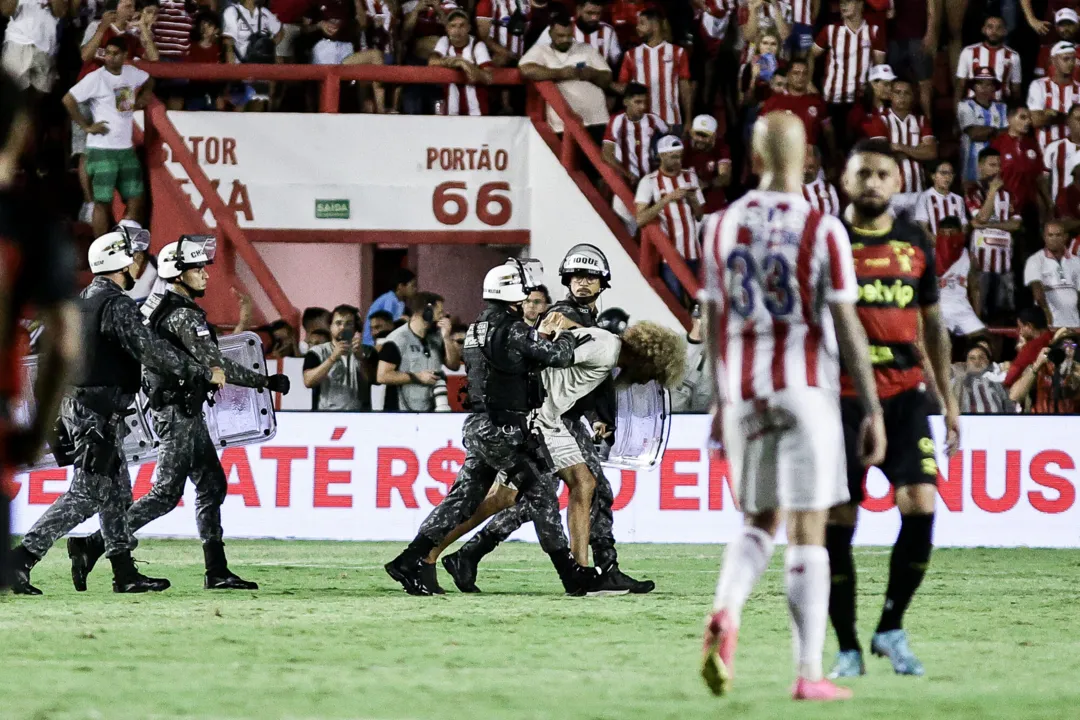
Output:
[618, 321, 687, 389]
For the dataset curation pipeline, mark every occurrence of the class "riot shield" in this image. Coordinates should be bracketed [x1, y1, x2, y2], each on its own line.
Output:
[602, 380, 672, 470]
[17, 331, 276, 471]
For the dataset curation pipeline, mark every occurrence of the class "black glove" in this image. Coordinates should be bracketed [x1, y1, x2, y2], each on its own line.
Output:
[267, 374, 291, 395]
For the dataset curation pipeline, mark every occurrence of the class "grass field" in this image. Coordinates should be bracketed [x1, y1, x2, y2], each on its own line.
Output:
[2, 541, 1078, 720]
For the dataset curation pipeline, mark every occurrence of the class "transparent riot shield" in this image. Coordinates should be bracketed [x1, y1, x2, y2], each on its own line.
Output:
[603, 380, 672, 470]
[17, 331, 276, 471]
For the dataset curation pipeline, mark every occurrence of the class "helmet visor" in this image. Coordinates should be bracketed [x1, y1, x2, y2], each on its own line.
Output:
[180, 234, 217, 264]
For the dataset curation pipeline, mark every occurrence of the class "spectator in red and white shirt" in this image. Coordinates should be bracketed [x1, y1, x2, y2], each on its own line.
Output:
[403, 0, 459, 63]
[865, 78, 937, 194]
[80, 0, 159, 81]
[617, 8, 692, 133]
[602, 82, 668, 232]
[681, 114, 731, 213]
[1028, 41, 1080, 152]
[759, 58, 832, 149]
[635, 135, 705, 300]
[536, 0, 621, 70]
[429, 10, 492, 116]
[152, 0, 210, 60]
[802, 145, 841, 216]
[848, 63, 894, 141]
[967, 149, 1023, 318]
[1054, 153, 1080, 236]
[915, 160, 968, 238]
[739, 0, 792, 47]
[1043, 104, 1080, 203]
[991, 106, 1052, 216]
[810, 0, 885, 149]
[475, 0, 529, 65]
[955, 15, 1022, 102]
[1034, 9, 1080, 82]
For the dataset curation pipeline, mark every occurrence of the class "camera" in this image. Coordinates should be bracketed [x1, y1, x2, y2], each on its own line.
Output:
[1048, 339, 1077, 367]
[432, 370, 450, 412]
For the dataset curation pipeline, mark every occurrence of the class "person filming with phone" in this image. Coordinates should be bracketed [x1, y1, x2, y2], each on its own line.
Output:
[376, 292, 461, 412]
[303, 304, 371, 411]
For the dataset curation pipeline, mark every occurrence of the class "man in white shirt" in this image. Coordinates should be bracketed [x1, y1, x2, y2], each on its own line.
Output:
[914, 160, 968, 239]
[222, 0, 282, 110]
[519, 13, 611, 144]
[63, 37, 152, 237]
[1025, 220, 1080, 328]
[1, 0, 64, 94]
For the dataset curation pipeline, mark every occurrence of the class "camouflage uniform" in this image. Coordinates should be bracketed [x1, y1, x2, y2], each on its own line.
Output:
[124, 290, 269, 541]
[21, 277, 212, 561]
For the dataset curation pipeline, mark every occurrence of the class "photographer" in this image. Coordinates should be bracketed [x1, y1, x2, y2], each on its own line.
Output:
[376, 291, 461, 411]
[302, 304, 371, 411]
[1008, 327, 1080, 414]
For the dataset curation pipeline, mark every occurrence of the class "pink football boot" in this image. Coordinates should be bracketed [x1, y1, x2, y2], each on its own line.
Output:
[701, 609, 738, 696]
[792, 677, 855, 701]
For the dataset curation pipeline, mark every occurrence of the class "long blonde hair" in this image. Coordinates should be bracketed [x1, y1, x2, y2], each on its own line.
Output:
[618, 321, 687, 388]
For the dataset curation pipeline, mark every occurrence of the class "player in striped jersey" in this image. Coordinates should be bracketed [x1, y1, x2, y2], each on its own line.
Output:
[429, 10, 493, 116]
[802, 145, 842, 216]
[864, 79, 937, 194]
[1043, 105, 1080, 202]
[827, 138, 959, 681]
[536, 0, 622, 69]
[955, 15, 1022, 102]
[603, 83, 668, 232]
[914, 161, 968, 238]
[617, 8, 692, 130]
[1027, 42, 1080, 152]
[699, 113, 885, 702]
[957, 68, 1008, 182]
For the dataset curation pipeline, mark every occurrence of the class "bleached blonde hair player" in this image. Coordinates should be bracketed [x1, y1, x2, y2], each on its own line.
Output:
[697, 113, 887, 701]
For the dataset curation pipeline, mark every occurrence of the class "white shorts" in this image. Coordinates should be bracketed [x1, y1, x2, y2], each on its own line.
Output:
[940, 295, 985, 336]
[540, 422, 585, 471]
[2, 42, 55, 93]
[722, 386, 849, 514]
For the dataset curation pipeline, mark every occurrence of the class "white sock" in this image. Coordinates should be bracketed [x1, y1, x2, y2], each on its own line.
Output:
[712, 525, 775, 625]
[785, 545, 830, 681]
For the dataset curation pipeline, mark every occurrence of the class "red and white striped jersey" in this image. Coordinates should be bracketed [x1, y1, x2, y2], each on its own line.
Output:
[475, 0, 529, 57]
[359, 0, 394, 54]
[153, 0, 194, 58]
[787, 0, 813, 25]
[865, 110, 934, 193]
[1043, 137, 1080, 202]
[634, 169, 706, 260]
[955, 42, 1022, 100]
[433, 36, 492, 116]
[537, 21, 622, 68]
[1026, 77, 1080, 152]
[914, 189, 968, 235]
[814, 21, 885, 104]
[802, 177, 841, 216]
[617, 41, 691, 126]
[701, 191, 858, 403]
[603, 111, 669, 183]
[965, 184, 1019, 273]
[698, 0, 738, 45]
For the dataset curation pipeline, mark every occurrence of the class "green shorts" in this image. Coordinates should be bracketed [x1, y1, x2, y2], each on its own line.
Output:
[85, 147, 144, 203]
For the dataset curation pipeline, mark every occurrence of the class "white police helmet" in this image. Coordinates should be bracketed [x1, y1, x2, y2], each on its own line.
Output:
[483, 263, 529, 302]
[87, 231, 136, 275]
[559, 243, 611, 288]
[159, 238, 212, 280]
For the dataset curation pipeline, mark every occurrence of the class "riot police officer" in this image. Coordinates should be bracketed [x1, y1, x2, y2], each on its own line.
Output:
[385, 260, 590, 596]
[67, 237, 291, 591]
[442, 244, 656, 594]
[10, 231, 224, 595]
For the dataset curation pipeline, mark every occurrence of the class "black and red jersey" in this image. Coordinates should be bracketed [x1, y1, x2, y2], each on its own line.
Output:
[840, 216, 938, 400]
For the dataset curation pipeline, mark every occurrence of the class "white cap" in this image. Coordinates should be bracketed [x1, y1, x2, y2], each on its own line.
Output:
[691, 114, 718, 134]
[868, 64, 896, 82]
[1057, 8, 1079, 24]
[656, 135, 684, 155]
[1052, 41, 1076, 57]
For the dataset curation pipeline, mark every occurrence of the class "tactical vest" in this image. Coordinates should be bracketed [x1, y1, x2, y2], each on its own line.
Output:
[463, 304, 543, 416]
[77, 280, 142, 393]
[546, 297, 614, 423]
[146, 289, 214, 400]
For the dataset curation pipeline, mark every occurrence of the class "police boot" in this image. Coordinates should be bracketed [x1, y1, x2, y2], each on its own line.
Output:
[601, 561, 655, 595]
[384, 554, 437, 596]
[110, 552, 171, 593]
[10, 545, 43, 595]
[203, 540, 259, 590]
[584, 563, 631, 597]
[550, 549, 591, 596]
[442, 551, 481, 593]
[67, 533, 105, 592]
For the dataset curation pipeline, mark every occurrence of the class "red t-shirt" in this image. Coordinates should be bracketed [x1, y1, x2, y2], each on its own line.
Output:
[889, 0, 928, 40]
[935, 230, 967, 276]
[760, 91, 828, 144]
[270, 0, 316, 24]
[990, 133, 1046, 212]
[1004, 331, 1055, 387]
[847, 103, 886, 139]
[608, 0, 645, 49]
[78, 25, 148, 81]
[185, 41, 222, 63]
[682, 140, 731, 213]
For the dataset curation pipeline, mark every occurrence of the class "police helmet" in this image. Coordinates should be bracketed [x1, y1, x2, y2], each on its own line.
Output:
[87, 231, 135, 275]
[159, 236, 214, 280]
[596, 307, 630, 336]
[559, 243, 611, 288]
[113, 220, 150, 253]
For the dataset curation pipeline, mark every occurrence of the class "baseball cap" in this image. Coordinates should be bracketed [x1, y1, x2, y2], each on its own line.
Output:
[973, 66, 999, 82]
[868, 64, 896, 82]
[691, 115, 718, 134]
[1052, 41, 1076, 57]
[1057, 8, 1079, 24]
[656, 135, 684, 155]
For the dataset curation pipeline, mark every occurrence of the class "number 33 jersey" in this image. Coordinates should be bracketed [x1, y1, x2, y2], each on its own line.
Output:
[701, 190, 858, 403]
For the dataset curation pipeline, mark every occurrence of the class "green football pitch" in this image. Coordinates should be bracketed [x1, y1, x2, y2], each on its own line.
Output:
[2, 541, 1077, 720]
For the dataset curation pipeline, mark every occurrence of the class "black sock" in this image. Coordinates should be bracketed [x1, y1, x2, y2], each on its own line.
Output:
[825, 524, 860, 652]
[877, 513, 934, 634]
[401, 536, 436, 564]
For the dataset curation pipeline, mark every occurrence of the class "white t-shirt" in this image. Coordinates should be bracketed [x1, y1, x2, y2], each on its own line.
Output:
[534, 327, 620, 433]
[68, 64, 149, 150]
[222, 4, 281, 62]
[1025, 250, 1080, 327]
[4, 0, 59, 54]
[519, 40, 610, 132]
[311, 37, 354, 65]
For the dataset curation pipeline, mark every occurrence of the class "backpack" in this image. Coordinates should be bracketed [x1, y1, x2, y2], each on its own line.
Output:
[234, 7, 277, 64]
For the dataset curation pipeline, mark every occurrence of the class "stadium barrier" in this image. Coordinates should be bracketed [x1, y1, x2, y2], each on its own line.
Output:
[10, 413, 1079, 548]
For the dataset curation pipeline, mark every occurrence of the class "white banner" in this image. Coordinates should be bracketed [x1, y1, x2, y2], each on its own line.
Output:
[10, 414, 1080, 547]
[149, 114, 531, 231]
